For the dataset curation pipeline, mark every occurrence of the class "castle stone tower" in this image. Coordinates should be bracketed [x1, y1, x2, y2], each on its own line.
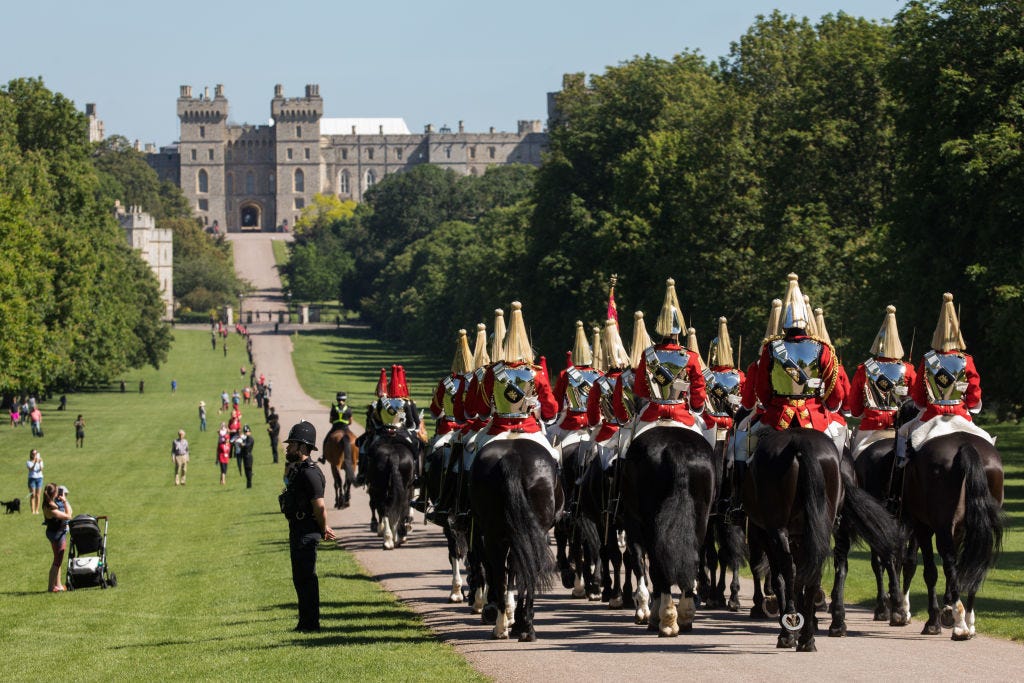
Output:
[177, 84, 228, 230]
[271, 84, 323, 229]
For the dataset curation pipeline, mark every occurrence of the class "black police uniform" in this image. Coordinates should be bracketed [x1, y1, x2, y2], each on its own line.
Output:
[267, 417, 281, 463]
[236, 431, 255, 487]
[284, 459, 327, 631]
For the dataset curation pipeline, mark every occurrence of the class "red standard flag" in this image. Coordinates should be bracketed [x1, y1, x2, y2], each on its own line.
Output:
[607, 275, 619, 325]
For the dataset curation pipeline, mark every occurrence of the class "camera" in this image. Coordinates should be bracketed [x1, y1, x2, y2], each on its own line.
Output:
[57, 485, 68, 497]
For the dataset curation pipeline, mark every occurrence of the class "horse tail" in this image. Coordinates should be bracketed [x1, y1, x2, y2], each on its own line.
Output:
[795, 448, 831, 585]
[651, 446, 699, 593]
[956, 443, 1004, 595]
[839, 472, 902, 562]
[718, 519, 748, 571]
[385, 453, 406, 526]
[501, 453, 555, 595]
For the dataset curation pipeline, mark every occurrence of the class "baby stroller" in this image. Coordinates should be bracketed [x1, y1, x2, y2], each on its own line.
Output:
[66, 514, 117, 590]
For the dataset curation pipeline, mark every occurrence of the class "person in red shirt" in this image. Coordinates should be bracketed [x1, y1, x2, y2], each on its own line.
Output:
[629, 278, 707, 439]
[847, 305, 917, 458]
[549, 321, 603, 446]
[896, 293, 991, 464]
[752, 274, 846, 454]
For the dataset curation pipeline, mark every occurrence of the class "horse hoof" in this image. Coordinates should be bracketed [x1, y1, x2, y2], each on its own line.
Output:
[601, 587, 614, 602]
[828, 623, 847, 638]
[814, 588, 828, 612]
[890, 611, 910, 627]
[587, 592, 602, 602]
[796, 640, 817, 653]
[518, 629, 537, 642]
[951, 629, 974, 642]
[571, 587, 586, 599]
[647, 620, 659, 632]
[481, 604, 498, 625]
[749, 604, 768, 619]
[370, 520, 379, 534]
[679, 622, 693, 633]
[492, 630, 508, 640]
[449, 593, 464, 604]
[658, 625, 677, 637]
[560, 570, 575, 590]
[921, 622, 942, 636]
[621, 596, 635, 609]
[609, 596, 624, 609]
[382, 541, 394, 550]
[873, 606, 891, 622]
[728, 597, 741, 612]
[764, 596, 780, 618]
[939, 606, 955, 629]
[777, 634, 797, 649]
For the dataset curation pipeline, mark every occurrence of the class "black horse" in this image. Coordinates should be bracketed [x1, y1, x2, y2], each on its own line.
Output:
[620, 426, 715, 637]
[900, 429, 1004, 639]
[469, 438, 563, 641]
[365, 433, 417, 550]
[554, 438, 603, 601]
[699, 437, 746, 611]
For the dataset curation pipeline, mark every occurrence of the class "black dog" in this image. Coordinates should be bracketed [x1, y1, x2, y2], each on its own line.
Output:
[1, 498, 21, 514]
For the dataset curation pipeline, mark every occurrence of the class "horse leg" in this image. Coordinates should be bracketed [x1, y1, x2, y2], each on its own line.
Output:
[446, 528, 464, 603]
[748, 529, 769, 619]
[554, 515, 575, 590]
[342, 450, 354, 507]
[767, 530, 797, 649]
[678, 586, 697, 633]
[796, 580, 820, 652]
[936, 528, 970, 640]
[963, 592, 977, 639]
[828, 522, 850, 637]
[885, 548, 909, 627]
[918, 528, 942, 635]
[330, 463, 343, 509]
[381, 515, 395, 550]
[657, 586, 679, 637]
[870, 552, 890, 621]
[900, 533, 918, 625]
[627, 538, 650, 625]
[481, 542, 506, 632]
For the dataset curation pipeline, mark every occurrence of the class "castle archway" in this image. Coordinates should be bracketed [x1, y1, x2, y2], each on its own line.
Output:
[240, 203, 262, 231]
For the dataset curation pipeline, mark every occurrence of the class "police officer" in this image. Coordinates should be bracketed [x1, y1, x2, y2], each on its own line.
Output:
[280, 421, 335, 633]
[324, 391, 354, 480]
[235, 425, 255, 488]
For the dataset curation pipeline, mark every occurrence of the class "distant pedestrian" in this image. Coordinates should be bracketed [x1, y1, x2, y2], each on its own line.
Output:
[171, 379, 177, 394]
[171, 430, 190, 486]
[120, 380, 126, 393]
[26, 449, 44, 514]
[10, 405, 20, 427]
[223, 340, 228, 357]
[58, 395, 66, 411]
[267, 410, 281, 463]
[232, 390, 241, 408]
[30, 407, 43, 437]
[74, 415, 85, 448]
[217, 433, 231, 485]
[235, 425, 255, 488]
[240, 365, 247, 378]
[243, 386, 252, 405]
[211, 332, 217, 351]
[139, 380, 145, 394]
[199, 401, 207, 431]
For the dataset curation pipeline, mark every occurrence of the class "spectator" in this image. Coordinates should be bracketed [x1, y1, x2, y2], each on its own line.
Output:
[120, 379, 126, 393]
[199, 401, 207, 432]
[232, 390, 241, 408]
[267, 410, 281, 464]
[234, 425, 255, 488]
[74, 415, 85, 448]
[219, 390, 229, 414]
[171, 379, 178, 394]
[171, 429, 190, 486]
[26, 449, 44, 514]
[42, 483, 72, 592]
[58, 395, 67, 411]
[217, 432, 231, 485]
[30, 406, 43, 437]
[139, 380, 145, 394]
[10, 405, 20, 427]
[243, 386, 252, 405]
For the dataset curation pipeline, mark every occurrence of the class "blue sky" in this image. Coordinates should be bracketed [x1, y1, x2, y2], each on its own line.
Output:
[3, 0, 904, 145]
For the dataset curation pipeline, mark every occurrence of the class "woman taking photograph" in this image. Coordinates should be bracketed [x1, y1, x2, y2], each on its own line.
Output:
[42, 483, 73, 592]
[26, 450, 44, 514]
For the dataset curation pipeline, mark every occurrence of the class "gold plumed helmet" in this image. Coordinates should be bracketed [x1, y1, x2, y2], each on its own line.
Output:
[490, 308, 506, 362]
[601, 318, 631, 370]
[591, 325, 605, 372]
[930, 292, 966, 352]
[629, 311, 653, 368]
[471, 323, 490, 370]
[812, 307, 830, 345]
[451, 329, 473, 374]
[803, 296, 820, 337]
[655, 277, 685, 339]
[504, 301, 534, 363]
[781, 273, 810, 331]
[764, 298, 783, 342]
[571, 320, 593, 367]
[686, 327, 707, 371]
[710, 316, 735, 368]
[870, 305, 905, 359]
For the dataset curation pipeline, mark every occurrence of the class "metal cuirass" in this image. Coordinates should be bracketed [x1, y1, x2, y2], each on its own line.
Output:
[378, 397, 410, 428]
[491, 361, 538, 417]
[769, 339, 823, 398]
[923, 350, 968, 406]
[862, 359, 908, 411]
[594, 375, 620, 424]
[619, 369, 639, 418]
[440, 375, 459, 418]
[644, 347, 691, 403]
[564, 366, 602, 413]
[705, 368, 742, 417]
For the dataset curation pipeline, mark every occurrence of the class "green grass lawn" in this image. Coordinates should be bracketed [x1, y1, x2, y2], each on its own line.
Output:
[291, 328, 1024, 642]
[0, 331, 482, 682]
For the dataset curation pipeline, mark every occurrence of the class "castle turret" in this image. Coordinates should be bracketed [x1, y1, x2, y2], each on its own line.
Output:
[271, 84, 323, 229]
[177, 84, 229, 229]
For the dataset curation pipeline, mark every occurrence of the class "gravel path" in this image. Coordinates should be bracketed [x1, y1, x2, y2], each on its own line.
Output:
[229, 233, 1022, 681]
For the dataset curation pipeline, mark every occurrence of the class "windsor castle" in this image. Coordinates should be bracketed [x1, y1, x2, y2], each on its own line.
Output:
[146, 84, 549, 232]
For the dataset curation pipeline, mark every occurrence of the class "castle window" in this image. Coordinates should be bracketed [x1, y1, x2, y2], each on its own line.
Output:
[339, 171, 350, 194]
[294, 168, 305, 193]
[198, 169, 209, 193]
[190, 149, 197, 161]
[489, 146, 496, 159]
[445, 147, 452, 159]
[341, 148, 348, 160]
[367, 148, 374, 160]
[246, 148, 253, 161]
[245, 171, 255, 195]
[296, 126, 302, 138]
[294, 197, 305, 210]
[198, 198, 209, 211]
[304, 147, 310, 160]
[199, 126, 205, 138]
[208, 149, 214, 161]
[287, 148, 293, 160]
[226, 174, 233, 194]
[395, 148, 403, 160]
[469, 147, 476, 159]
[366, 170, 376, 188]
[226, 150, 232, 161]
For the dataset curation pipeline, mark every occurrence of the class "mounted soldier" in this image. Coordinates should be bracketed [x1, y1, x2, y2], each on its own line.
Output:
[611, 310, 652, 427]
[847, 305, 917, 458]
[701, 317, 745, 444]
[896, 292, 992, 465]
[355, 368, 389, 485]
[468, 301, 559, 464]
[627, 278, 707, 443]
[548, 321, 604, 448]
[462, 309, 505, 457]
[752, 273, 847, 456]
[587, 318, 633, 471]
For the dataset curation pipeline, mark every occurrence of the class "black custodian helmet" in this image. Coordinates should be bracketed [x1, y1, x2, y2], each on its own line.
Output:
[284, 420, 318, 450]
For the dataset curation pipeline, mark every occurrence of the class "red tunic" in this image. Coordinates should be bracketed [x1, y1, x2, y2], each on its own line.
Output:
[740, 360, 760, 411]
[846, 359, 917, 430]
[429, 375, 462, 436]
[480, 362, 558, 434]
[910, 351, 981, 422]
[755, 334, 845, 431]
[554, 363, 601, 431]
[631, 343, 707, 427]
[587, 369, 622, 441]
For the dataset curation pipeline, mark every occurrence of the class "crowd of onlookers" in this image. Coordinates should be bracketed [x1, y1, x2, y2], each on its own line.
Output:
[9, 395, 45, 436]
